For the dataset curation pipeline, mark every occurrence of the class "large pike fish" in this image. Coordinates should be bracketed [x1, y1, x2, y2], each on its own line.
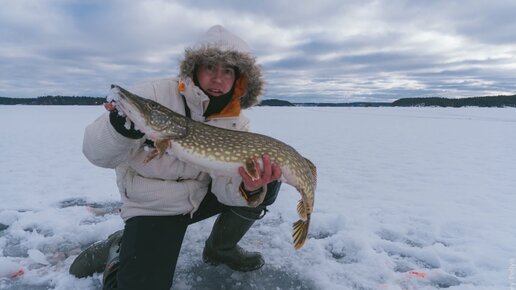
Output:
[110, 84, 316, 249]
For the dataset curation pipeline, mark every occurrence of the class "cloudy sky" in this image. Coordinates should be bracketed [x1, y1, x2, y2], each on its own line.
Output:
[2, 0, 516, 102]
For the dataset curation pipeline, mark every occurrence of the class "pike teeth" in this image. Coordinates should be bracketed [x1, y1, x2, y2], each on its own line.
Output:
[110, 85, 121, 101]
[124, 118, 132, 130]
[117, 110, 126, 117]
[106, 93, 115, 102]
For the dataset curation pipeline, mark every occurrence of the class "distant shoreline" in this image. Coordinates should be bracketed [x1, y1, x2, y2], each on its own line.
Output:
[0, 95, 515, 108]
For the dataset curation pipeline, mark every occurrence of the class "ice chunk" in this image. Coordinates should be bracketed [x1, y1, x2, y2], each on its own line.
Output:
[27, 249, 49, 265]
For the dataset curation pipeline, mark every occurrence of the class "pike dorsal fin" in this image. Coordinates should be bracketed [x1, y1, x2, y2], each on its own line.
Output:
[304, 157, 317, 180]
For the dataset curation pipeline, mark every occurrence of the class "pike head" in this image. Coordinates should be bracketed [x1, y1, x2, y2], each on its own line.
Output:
[110, 84, 188, 140]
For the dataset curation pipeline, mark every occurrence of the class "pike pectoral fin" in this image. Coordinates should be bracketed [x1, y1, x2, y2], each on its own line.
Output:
[292, 216, 310, 250]
[244, 158, 260, 181]
[144, 139, 171, 163]
[144, 149, 159, 163]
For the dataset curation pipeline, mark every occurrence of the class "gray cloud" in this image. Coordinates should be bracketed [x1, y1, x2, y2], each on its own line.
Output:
[1, 0, 515, 102]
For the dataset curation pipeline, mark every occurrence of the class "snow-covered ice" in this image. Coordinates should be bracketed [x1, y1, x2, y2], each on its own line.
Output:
[0, 105, 515, 290]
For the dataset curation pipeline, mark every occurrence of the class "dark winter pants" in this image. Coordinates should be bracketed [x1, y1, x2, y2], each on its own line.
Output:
[107, 181, 281, 290]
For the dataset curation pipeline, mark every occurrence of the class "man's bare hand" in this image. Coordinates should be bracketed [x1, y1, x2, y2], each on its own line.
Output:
[238, 154, 282, 192]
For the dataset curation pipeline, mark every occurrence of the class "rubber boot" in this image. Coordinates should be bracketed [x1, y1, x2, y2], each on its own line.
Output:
[102, 238, 122, 289]
[202, 207, 265, 272]
[69, 230, 123, 278]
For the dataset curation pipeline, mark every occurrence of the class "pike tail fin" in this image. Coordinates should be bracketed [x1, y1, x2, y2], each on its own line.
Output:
[292, 215, 310, 250]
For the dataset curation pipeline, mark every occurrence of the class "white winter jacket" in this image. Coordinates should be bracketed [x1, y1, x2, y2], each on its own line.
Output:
[83, 77, 258, 220]
[83, 25, 265, 221]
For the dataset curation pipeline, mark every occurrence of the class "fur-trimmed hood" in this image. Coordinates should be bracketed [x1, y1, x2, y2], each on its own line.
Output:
[179, 25, 263, 109]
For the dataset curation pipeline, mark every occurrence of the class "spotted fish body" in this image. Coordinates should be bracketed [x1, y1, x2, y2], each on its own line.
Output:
[111, 85, 316, 249]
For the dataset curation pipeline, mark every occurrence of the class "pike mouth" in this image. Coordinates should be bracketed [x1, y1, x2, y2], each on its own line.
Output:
[110, 85, 147, 130]
[111, 85, 139, 113]
[110, 86, 130, 113]
[109, 85, 121, 103]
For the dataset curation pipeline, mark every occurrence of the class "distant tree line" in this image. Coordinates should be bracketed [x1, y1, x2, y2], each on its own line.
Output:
[291, 102, 391, 107]
[1, 94, 515, 107]
[259, 94, 516, 107]
[392, 95, 516, 107]
[258, 99, 295, 106]
[0, 96, 105, 105]
[258, 99, 391, 107]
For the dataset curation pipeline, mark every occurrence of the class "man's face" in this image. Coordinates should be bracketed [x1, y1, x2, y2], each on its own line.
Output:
[196, 63, 236, 97]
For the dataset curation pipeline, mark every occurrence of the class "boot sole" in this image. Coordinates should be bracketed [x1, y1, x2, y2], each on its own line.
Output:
[69, 230, 123, 278]
[202, 251, 264, 272]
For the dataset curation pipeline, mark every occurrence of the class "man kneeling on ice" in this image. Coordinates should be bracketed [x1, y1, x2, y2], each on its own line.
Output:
[69, 25, 282, 289]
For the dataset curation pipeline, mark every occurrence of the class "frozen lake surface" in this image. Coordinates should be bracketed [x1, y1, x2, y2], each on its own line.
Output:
[0, 106, 515, 289]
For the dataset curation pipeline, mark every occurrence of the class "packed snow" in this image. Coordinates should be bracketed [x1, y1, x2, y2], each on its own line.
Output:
[0, 105, 515, 290]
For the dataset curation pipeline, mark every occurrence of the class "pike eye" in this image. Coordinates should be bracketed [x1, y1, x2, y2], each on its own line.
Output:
[149, 103, 158, 109]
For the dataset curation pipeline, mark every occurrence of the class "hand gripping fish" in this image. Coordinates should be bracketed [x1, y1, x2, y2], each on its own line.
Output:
[111, 84, 316, 249]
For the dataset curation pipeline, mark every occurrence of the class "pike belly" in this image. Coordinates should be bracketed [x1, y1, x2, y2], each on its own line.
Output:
[168, 142, 242, 177]
[168, 141, 294, 186]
